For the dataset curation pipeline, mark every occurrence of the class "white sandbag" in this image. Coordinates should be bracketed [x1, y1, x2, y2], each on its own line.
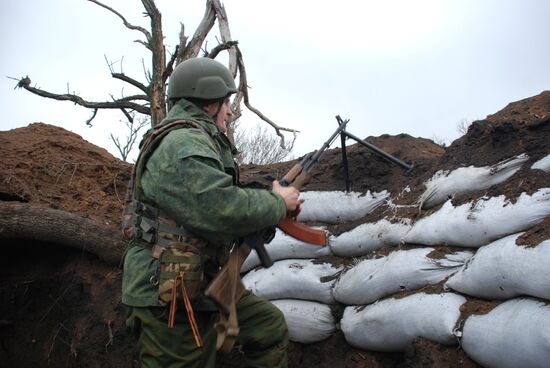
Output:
[531, 153, 550, 172]
[242, 259, 342, 304]
[298, 190, 389, 223]
[241, 229, 332, 273]
[341, 293, 465, 352]
[445, 233, 550, 300]
[404, 188, 550, 247]
[419, 154, 528, 209]
[271, 299, 336, 344]
[461, 298, 550, 368]
[334, 248, 472, 305]
[329, 218, 411, 257]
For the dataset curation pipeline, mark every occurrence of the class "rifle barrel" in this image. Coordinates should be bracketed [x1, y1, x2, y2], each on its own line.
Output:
[303, 116, 349, 171]
[343, 130, 413, 170]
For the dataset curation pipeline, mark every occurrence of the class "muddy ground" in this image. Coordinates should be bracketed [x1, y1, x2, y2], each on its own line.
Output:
[0, 91, 549, 367]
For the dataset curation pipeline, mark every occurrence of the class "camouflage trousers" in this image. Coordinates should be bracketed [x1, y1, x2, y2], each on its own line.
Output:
[126, 291, 289, 368]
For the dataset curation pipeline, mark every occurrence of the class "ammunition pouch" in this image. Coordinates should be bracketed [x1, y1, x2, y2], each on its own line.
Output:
[122, 194, 206, 246]
[156, 242, 205, 306]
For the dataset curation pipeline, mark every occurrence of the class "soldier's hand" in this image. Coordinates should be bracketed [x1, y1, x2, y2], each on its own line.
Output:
[272, 180, 304, 211]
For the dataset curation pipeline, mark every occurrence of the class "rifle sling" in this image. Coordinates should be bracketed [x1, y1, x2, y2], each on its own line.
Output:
[213, 248, 241, 353]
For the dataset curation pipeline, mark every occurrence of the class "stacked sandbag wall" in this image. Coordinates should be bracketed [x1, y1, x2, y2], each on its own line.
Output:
[239, 154, 550, 367]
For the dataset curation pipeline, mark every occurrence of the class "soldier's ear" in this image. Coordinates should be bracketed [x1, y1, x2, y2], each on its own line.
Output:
[202, 103, 218, 117]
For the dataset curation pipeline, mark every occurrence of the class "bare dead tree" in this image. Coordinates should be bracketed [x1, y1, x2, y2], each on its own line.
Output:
[456, 118, 472, 136]
[430, 134, 448, 148]
[234, 122, 296, 165]
[110, 114, 150, 162]
[13, 0, 297, 147]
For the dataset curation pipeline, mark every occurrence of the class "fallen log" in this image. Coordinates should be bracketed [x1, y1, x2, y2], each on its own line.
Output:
[0, 201, 126, 266]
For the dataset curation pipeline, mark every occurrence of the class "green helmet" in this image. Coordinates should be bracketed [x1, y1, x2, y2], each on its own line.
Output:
[167, 57, 237, 101]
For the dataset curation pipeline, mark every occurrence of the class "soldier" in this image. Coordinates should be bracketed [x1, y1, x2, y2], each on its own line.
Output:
[122, 57, 301, 367]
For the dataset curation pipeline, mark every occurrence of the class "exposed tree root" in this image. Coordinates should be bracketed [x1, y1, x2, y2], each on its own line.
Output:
[0, 202, 127, 267]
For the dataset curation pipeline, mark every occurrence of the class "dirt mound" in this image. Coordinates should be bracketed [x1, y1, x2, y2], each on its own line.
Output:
[1, 91, 549, 367]
[485, 90, 550, 125]
[0, 123, 131, 226]
[241, 133, 444, 196]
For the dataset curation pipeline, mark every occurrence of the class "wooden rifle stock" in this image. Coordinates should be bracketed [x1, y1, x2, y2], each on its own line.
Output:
[205, 229, 274, 313]
[204, 244, 249, 314]
[281, 162, 304, 185]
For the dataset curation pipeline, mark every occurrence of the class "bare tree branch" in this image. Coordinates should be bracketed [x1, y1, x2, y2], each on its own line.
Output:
[104, 56, 149, 94]
[87, 0, 152, 44]
[213, 0, 237, 76]
[16, 76, 150, 116]
[110, 115, 149, 161]
[104, 55, 117, 74]
[201, 40, 210, 57]
[206, 40, 238, 59]
[176, 23, 188, 65]
[111, 73, 149, 94]
[135, 40, 151, 49]
[86, 108, 99, 126]
[181, 0, 217, 60]
[119, 107, 134, 123]
[12, 75, 30, 89]
[142, 58, 152, 84]
[117, 94, 150, 102]
[164, 45, 179, 83]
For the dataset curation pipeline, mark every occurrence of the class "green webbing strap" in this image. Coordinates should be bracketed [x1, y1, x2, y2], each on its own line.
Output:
[133, 120, 203, 203]
[140, 217, 186, 237]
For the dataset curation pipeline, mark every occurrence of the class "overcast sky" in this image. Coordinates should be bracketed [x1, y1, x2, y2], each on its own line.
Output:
[2, 0, 549, 162]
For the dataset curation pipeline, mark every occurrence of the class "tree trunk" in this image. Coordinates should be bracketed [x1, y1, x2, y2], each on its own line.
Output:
[0, 202, 127, 267]
[143, 0, 167, 126]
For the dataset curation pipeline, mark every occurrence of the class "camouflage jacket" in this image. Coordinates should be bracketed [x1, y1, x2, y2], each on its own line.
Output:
[122, 99, 287, 309]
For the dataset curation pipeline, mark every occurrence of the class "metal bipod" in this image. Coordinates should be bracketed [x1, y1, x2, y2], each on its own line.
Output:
[335, 115, 414, 192]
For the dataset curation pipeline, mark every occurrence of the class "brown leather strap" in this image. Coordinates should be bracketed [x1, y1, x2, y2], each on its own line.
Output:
[214, 249, 241, 353]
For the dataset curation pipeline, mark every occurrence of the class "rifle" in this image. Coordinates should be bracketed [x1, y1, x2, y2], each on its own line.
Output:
[204, 118, 348, 315]
[276, 115, 350, 245]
